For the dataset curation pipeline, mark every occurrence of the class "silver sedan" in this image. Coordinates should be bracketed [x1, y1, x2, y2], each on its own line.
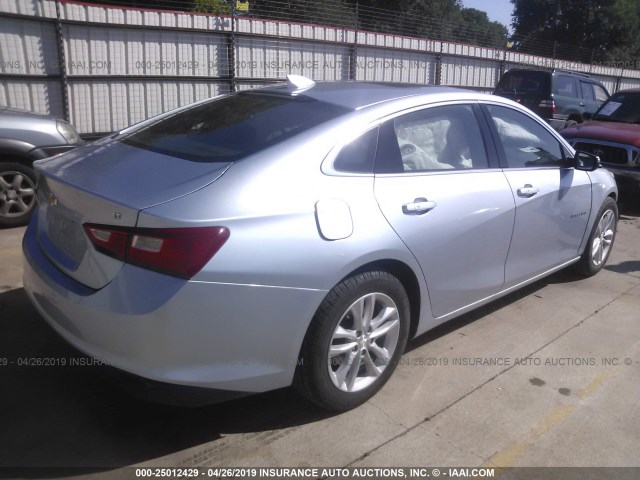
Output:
[23, 77, 618, 411]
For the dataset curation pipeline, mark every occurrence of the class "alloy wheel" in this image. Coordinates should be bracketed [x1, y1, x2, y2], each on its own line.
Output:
[327, 292, 400, 392]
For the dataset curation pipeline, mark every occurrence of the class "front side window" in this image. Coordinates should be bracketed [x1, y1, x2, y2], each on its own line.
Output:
[486, 105, 565, 168]
[580, 81, 595, 101]
[375, 104, 489, 173]
[122, 92, 351, 163]
[594, 84, 610, 103]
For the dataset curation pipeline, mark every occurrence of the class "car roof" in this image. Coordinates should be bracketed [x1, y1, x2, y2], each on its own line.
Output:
[0, 106, 57, 121]
[254, 81, 473, 110]
[613, 88, 640, 94]
[503, 68, 592, 79]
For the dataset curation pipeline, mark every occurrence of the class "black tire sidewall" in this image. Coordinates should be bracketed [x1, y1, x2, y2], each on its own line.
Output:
[296, 271, 410, 411]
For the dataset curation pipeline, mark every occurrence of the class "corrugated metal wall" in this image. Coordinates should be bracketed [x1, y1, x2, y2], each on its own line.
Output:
[2, 0, 640, 134]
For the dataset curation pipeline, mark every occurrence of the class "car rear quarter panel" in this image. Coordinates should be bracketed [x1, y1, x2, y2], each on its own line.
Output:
[136, 121, 433, 366]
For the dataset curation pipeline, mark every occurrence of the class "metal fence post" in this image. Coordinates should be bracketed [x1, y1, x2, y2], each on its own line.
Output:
[499, 34, 508, 78]
[228, 1, 237, 92]
[54, 0, 70, 122]
[615, 66, 624, 93]
[348, 2, 358, 81]
[434, 23, 444, 85]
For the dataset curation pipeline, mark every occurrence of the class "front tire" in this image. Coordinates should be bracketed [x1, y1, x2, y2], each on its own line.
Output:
[294, 271, 410, 411]
[0, 162, 37, 227]
[576, 197, 617, 276]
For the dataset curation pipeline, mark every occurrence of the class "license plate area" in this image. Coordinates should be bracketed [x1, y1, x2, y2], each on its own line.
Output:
[45, 206, 87, 265]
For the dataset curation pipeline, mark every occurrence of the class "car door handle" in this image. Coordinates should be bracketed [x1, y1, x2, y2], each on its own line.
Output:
[517, 184, 539, 198]
[402, 197, 437, 215]
[579, 102, 585, 106]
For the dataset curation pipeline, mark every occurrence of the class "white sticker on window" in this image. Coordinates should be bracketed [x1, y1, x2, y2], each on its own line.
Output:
[598, 101, 622, 116]
[519, 146, 541, 153]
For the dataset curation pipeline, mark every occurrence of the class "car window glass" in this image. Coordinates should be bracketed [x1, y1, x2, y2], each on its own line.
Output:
[580, 81, 595, 101]
[122, 93, 351, 163]
[333, 128, 379, 173]
[495, 71, 549, 94]
[594, 84, 609, 103]
[486, 105, 564, 168]
[594, 92, 640, 123]
[553, 75, 578, 97]
[375, 105, 488, 173]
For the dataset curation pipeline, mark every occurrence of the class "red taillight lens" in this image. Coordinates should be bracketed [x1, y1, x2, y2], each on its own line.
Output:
[84, 226, 129, 260]
[538, 99, 556, 115]
[83, 225, 229, 279]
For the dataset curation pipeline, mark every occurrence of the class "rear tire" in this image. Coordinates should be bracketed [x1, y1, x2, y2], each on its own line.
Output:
[0, 162, 37, 227]
[294, 271, 410, 411]
[576, 197, 617, 276]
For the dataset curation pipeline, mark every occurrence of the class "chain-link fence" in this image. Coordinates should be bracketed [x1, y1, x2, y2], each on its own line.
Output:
[1, 0, 639, 134]
[86, 0, 634, 68]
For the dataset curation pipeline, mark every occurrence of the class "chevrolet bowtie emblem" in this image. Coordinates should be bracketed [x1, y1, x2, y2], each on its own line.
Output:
[48, 192, 58, 206]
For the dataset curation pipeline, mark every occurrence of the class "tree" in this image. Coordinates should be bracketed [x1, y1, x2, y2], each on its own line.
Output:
[355, 0, 508, 47]
[194, 0, 232, 14]
[510, 0, 640, 61]
[457, 8, 508, 48]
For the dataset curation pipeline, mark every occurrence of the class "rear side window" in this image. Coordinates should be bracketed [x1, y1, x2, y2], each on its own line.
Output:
[333, 128, 379, 173]
[495, 71, 549, 94]
[375, 104, 489, 173]
[553, 75, 578, 97]
[122, 93, 351, 162]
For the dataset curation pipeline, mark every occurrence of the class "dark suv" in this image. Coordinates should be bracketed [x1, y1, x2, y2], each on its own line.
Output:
[493, 69, 610, 130]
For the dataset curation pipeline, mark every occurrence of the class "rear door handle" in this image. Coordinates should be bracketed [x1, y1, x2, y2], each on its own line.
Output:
[402, 197, 437, 215]
[517, 184, 539, 198]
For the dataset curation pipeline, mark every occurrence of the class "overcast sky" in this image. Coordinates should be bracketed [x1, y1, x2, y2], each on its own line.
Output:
[462, 0, 514, 31]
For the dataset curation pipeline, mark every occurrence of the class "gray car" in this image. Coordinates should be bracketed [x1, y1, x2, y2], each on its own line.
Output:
[23, 78, 618, 411]
[0, 107, 81, 227]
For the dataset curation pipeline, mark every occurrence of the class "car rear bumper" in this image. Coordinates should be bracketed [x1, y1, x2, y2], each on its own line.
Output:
[22, 218, 327, 394]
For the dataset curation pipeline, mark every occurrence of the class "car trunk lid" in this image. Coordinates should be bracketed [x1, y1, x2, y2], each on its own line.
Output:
[34, 139, 231, 289]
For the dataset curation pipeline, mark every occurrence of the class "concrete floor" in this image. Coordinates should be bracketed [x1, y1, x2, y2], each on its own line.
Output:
[0, 203, 639, 477]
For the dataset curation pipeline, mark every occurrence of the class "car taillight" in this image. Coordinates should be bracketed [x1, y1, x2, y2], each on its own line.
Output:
[84, 224, 229, 279]
[538, 99, 556, 114]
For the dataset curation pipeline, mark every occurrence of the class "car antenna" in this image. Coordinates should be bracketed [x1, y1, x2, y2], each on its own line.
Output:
[287, 74, 316, 94]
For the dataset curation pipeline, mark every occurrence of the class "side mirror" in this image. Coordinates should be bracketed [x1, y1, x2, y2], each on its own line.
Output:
[572, 150, 601, 171]
[583, 112, 593, 121]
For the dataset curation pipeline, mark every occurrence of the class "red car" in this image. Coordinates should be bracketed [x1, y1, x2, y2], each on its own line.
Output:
[561, 89, 640, 199]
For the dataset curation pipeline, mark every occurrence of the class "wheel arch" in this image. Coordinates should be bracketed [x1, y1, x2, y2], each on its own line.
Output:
[341, 259, 422, 340]
[0, 138, 45, 165]
[566, 113, 583, 123]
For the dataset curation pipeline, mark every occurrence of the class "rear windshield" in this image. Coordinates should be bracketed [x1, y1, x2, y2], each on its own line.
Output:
[593, 92, 640, 124]
[495, 71, 550, 94]
[122, 92, 351, 162]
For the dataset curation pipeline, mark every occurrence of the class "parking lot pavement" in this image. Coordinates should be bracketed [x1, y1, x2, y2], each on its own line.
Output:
[0, 205, 639, 476]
